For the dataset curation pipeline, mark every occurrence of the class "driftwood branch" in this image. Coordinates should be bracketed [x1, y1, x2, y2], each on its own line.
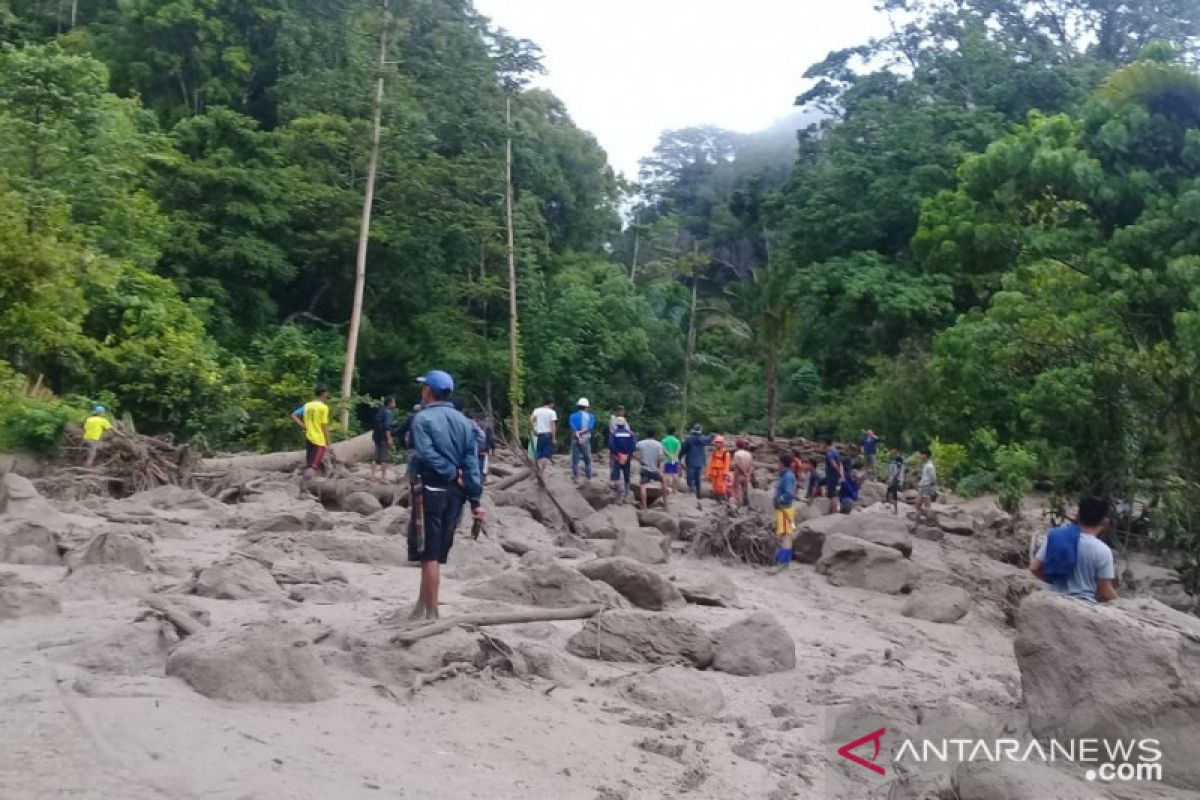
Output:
[389, 604, 603, 644]
[143, 596, 207, 638]
[489, 467, 532, 492]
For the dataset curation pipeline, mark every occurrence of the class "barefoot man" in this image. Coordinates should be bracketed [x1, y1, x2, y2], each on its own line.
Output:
[407, 369, 484, 620]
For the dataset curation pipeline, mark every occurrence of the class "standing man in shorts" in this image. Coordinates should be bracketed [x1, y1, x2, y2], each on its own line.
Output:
[771, 453, 798, 573]
[915, 448, 937, 523]
[731, 438, 754, 508]
[408, 369, 483, 620]
[861, 428, 879, 480]
[291, 385, 332, 487]
[530, 398, 558, 469]
[885, 448, 905, 514]
[821, 438, 844, 515]
[82, 405, 113, 467]
[633, 427, 667, 510]
[661, 429, 682, 491]
[371, 396, 397, 480]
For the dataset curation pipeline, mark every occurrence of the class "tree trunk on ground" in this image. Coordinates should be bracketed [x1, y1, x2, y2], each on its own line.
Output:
[389, 604, 603, 644]
[199, 432, 377, 472]
[505, 94, 523, 441]
[340, 2, 389, 434]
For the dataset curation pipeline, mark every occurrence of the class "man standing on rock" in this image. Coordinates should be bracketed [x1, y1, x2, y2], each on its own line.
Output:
[731, 438, 754, 509]
[915, 448, 937, 523]
[861, 428, 879, 480]
[682, 424, 714, 507]
[633, 427, 668, 510]
[569, 398, 596, 481]
[886, 447, 906, 514]
[821, 438, 844, 515]
[661, 429, 682, 491]
[771, 453, 798, 572]
[608, 416, 637, 500]
[530, 397, 558, 469]
[291, 385, 332, 487]
[1030, 496, 1117, 604]
[371, 397, 397, 481]
[408, 370, 483, 620]
[82, 405, 113, 467]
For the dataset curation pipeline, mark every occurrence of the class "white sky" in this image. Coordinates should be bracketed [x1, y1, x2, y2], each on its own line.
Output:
[473, 0, 891, 177]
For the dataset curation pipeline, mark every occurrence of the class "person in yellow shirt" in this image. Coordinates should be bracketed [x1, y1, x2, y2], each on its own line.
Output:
[82, 405, 113, 466]
[290, 385, 332, 485]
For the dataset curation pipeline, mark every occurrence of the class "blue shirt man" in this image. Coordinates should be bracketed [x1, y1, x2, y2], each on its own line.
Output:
[569, 399, 596, 480]
[681, 425, 715, 500]
[408, 370, 482, 620]
[1031, 496, 1118, 605]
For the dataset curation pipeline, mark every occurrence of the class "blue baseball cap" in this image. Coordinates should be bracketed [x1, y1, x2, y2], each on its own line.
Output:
[416, 370, 454, 393]
[94, 405, 106, 413]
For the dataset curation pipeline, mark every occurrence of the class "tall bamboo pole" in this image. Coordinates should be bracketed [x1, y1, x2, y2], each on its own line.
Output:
[505, 94, 522, 439]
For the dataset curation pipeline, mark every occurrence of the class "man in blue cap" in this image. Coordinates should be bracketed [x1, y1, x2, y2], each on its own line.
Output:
[407, 369, 484, 620]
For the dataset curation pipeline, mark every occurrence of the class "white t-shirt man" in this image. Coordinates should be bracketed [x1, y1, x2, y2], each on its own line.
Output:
[531, 405, 557, 435]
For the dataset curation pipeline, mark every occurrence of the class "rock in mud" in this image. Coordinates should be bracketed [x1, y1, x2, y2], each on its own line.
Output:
[194, 557, 282, 600]
[673, 573, 737, 607]
[167, 623, 335, 703]
[347, 627, 481, 682]
[910, 524, 945, 542]
[614, 666, 724, 718]
[567, 610, 714, 667]
[952, 760, 1099, 800]
[0, 572, 60, 619]
[795, 513, 913, 563]
[288, 583, 368, 604]
[445, 537, 512, 581]
[0, 520, 62, 565]
[578, 557, 684, 611]
[637, 509, 679, 539]
[247, 513, 308, 535]
[541, 472, 597, 531]
[933, 507, 976, 536]
[711, 612, 795, 676]
[124, 485, 225, 513]
[71, 529, 154, 572]
[341, 491, 383, 516]
[354, 505, 409, 537]
[816, 534, 917, 594]
[48, 620, 169, 676]
[513, 641, 588, 685]
[613, 528, 670, 565]
[577, 481, 615, 511]
[305, 530, 409, 565]
[60, 565, 162, 600]
[1015, 593, 1200, 790]
[902, 584, 971, 623]
[0, 472, 59, 520]
[463, 562, 621, 608]
[1124, 558, 1197, 614]
[270, 555, 347, 586]
[580, 505, 640, 540]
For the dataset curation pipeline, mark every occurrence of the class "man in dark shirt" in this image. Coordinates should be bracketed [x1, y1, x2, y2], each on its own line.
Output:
[371, 397, 397, 480]
[822, 438, 844, 515]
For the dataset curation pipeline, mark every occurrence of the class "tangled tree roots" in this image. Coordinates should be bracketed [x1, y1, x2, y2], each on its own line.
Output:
[39, 427, 199, 500]
[692, 510, 776, 565]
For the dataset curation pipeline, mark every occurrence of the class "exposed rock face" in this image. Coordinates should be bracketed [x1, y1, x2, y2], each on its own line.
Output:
[794, 513, 913, 564]
[580, 505, 640, 540]
[614, 666, 725, 718]
[711, 612, 795, 676]
[567, 611, 714, 667]
[612, 528, 671, 565]
[194, 557, 282, 600]
[167, 623, 335, 702]
[577, 557, 684, 611]
[1014, 593, 1200, 790]
[0, 520, 62, 565]
[815, 533, 917, 594]
[902, 584, 971, 623]
[462, 562, 622, 608]
[341, 491, 383, 516]
[0, 572, 61, 620]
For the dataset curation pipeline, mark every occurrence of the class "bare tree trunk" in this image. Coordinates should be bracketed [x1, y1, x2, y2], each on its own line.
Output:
[766, 351, 779, 441]
[680, 253, 699, 436]
[340, 2, 389, 434]
[505, 94, 522, 439]
[628, 212, 641, 284]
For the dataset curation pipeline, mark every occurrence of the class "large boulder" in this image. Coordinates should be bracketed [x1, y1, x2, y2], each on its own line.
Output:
[794, 513, 913, 564]
[0, 520, 62, 565]
[445, 536, 512, 580]
[711, 612, 796, 676]
[566, 610, 714, 667]
[933, 506, 977, 536]
[637, 509, 680, 539]
[857, 480, 886, 507]
[541, 471, 598, 531]
[614, 666, 725, 719]
[612, 528, 671, 565]
[513, 642, 589, 686]
[194, 557, 282, 600]
[0, 472, 58, 520]
[1015, 593, 1200, 790]
[579, 505, 640, 540]
[673, 573, 738, 608]
[304, 530, 409, 565]
[48, 620, 168, 676]
[1124, 558, 1197, 614]
[462, 562, 622, 608]
[578, 557, 684, 611]
[70, 530, 154, 572]
[341, 491, 383, 516]
[902, 584, 971, 623]
[167, 623, 334, 702]
[0, 572, 61, 620]
[816, 533, 917, 594]
[60, 565, 161, 601]
[577, 480, 615, 511]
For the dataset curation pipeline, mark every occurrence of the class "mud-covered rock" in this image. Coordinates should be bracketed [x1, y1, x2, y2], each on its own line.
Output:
[462, 562, 621, 608]
[795, 513, 913, 563]
[816, 533, 917, 594]
[445, 536, 512, 581]
[194, 557, 282, 600]
[341, 491, 383, 516]
[674, 573, 738, 607]
[580, 505, 640, 540]
[902, 584, 971, 623]
[614, 666, 724, 718]
[711, 612, 795, 676]
[578, 557, 684, 611]
[567, 610, 714, 667]
[637, 509, 680, 539]
[513, 641, 588, 685]
[0, 572, 60, 619]
[305, 530, 409, 565]
[70, 530, 154, 572]
[346, 627, 481, 682]
[0, 520, 62, 565]
[613, 528, 670, 565]
[48, 620, 169, 676]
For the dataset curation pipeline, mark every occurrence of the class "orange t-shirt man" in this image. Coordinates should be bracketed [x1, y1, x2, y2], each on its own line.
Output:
[707, 436, 732, 498]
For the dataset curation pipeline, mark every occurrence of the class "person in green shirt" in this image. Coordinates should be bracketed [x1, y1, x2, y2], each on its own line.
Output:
[661, 431, 682, 491]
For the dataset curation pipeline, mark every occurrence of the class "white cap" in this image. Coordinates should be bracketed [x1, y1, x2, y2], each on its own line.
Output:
[577, 397, 589, 407]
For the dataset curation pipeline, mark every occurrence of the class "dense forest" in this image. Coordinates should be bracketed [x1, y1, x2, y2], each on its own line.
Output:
[3, 0, 1200, 551]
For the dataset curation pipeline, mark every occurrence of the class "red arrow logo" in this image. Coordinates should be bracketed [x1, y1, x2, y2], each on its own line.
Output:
[837, 727, 887, 776]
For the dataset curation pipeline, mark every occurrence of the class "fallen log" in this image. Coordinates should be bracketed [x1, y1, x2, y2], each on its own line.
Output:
[143, 596, 207, 638]
[199, 432, 376, 473]
[305, 477, 408, 508]
[388, 603, 604, 644]
[489, 467, 532, 492]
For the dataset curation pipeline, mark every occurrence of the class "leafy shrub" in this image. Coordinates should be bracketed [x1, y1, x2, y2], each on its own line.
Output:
[930, 438, 969, 489]
[957, 471, 998, 498]
[995, 444, 1038, 515]
[1149, 476, 1200, 594]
